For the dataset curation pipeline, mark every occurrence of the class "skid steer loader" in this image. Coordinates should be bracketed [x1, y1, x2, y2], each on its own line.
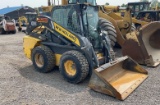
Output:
[0, 16, 16, 34]
[23, 3, 148, 100]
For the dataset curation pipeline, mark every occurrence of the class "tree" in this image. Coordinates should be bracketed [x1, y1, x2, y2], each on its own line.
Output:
[105, 2, 109, 5]
[140, 0, 149, 1]
[121, 3, 127, 7]
[151, 0, 159, 7]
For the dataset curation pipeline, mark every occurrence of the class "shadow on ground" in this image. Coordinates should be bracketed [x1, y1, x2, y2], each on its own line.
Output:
[18, 65, 122, 102]
[18, 65, 91, 94]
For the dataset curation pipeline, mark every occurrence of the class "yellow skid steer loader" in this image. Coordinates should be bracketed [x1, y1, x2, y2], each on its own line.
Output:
[23, 3, 148, 100]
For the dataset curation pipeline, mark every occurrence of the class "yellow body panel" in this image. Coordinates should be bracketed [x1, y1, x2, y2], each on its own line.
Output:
[23, 35, 62, 66]
[55, 54, 61, 66]
[132, 18, 148, 26]
[23, 36, 41, 59]
[103, 6, 119, 12]
[32, 26, 45, 34]
[54, 22, 80, 46]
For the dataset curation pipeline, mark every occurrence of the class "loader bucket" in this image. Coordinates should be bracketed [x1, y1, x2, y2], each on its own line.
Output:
[122, 22, 160, 67]
[88, 56, 148, 100]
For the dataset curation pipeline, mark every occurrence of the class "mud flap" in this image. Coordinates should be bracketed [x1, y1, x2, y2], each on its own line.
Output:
[122, 22, 160, 67]
[88, 56, 148, 100]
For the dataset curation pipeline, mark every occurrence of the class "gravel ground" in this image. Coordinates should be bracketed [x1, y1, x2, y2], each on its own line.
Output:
[0, 32, 160, 105]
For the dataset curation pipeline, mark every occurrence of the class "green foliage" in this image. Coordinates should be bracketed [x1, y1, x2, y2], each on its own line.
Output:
[105, 2, 109, 5]
[140, 0, 149, 1]
[151, 0, 159, 7]
[121, 3, 127, 7]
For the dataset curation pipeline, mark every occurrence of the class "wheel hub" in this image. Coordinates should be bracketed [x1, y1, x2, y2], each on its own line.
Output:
[35, 53, 44, 68]
[64, 60, 76, 76]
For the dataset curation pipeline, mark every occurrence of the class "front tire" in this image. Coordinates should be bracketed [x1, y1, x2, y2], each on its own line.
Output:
[31, 45, 55, 73]
[59, 51, 89, 84]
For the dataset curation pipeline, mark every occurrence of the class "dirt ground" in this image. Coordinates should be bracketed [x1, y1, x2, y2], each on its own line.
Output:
[0, 32, 160, 105]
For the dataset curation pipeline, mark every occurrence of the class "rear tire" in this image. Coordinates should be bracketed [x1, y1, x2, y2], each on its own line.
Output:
[98, 18, 117, 47]
[59, 51, 89, 84]
[31, 45, 55, 73]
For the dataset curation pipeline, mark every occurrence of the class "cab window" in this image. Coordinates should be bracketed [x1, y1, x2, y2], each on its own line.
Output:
[52, 6, 81, 34]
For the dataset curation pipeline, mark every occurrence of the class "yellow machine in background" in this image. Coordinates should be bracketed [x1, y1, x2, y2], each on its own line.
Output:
[18, 16, 27, 31]
[82, 0, 160, 67]
[120, 2, 159, 29]
[18, 12, 37, 32]
[127, 1, 151, 17]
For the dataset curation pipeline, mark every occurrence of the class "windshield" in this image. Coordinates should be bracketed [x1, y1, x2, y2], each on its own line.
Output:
[82, 6, 101, 49]
[82, 6, 99, 33]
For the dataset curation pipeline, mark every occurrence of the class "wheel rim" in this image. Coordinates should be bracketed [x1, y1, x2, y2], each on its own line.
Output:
[64, 60, 76, 76]
[35, 53, 44, 68]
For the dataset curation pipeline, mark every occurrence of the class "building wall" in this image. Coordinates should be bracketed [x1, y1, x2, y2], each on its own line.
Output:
[5, 6, 35, 20]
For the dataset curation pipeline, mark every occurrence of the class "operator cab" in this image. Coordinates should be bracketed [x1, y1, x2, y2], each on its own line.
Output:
[128, 1, 150, 17]
[136, 11, 160, 22]
[51, 4, 101, 49]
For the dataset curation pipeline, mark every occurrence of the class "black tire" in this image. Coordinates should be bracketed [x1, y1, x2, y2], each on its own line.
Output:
[18, 27, 22, 32]
[59, 51, 89, 84]
[0, 28, 6, 34]
[31, 45, 55, 73]
[11, 30, 16, 34]
[98, 18, 117, 47]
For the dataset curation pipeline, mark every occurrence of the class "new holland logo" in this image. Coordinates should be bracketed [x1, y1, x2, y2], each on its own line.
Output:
[54, 23, 80, 46]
